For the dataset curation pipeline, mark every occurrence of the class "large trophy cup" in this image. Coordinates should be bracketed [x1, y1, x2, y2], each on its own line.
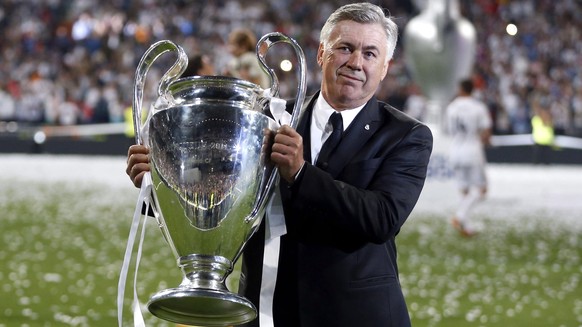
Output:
[132, 33, 306, 326]
[403, 0, 476, 127]
[403, 0, 476, 177]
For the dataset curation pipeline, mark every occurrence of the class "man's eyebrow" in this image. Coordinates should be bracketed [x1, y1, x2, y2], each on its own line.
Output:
[331, 39, 382, 57]
[363, 44, 380, 52]
[335, 40, 354, 48]
[336, 40, 380, 52]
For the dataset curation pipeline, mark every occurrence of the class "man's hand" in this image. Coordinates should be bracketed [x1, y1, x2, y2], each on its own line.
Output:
[271, 125, 305, 183]
[126, 144, 150, 188]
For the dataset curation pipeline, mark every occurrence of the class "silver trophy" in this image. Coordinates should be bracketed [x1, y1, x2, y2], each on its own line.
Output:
[403, 0, 476, 126]
[132, 33, 306, 326]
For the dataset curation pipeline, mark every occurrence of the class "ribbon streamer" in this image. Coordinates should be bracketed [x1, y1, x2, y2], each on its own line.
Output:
[118, 173, 153, 327]
[260, 184, 287, 326]
[264, 88, 291, 126]
[258, 91, 290, 326]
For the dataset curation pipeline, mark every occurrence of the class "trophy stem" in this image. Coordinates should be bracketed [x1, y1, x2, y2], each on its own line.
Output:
[147, 254, 257, 326]
[179, 254, 231, 290]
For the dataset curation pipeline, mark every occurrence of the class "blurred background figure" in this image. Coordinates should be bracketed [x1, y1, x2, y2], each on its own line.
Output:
[183, 54, 215, 77]
[0, 0, 581, 163]
[0, 82, 16, 122]
[446, 78, 492, 237]
[531, 97, 555, 165]
[403, 83, 427, 122]
[225, 27, 270, 89]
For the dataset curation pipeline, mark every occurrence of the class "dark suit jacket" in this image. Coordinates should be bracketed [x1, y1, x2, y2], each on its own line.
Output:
[241, 92, 433, 327]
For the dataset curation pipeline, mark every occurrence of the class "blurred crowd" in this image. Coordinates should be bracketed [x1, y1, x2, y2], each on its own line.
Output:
[0, 0, 581, 137]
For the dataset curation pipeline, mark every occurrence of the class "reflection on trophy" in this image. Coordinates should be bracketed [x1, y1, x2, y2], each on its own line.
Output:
[132, 33, 306, 326]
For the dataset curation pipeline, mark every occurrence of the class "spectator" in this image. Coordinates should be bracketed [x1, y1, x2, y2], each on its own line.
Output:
[531, 97, 555, 164]
[224, 27, 270, 88]
[0, 0, 581, 141]
[183, 54, 215, 77]
[0, 83, 15, 121]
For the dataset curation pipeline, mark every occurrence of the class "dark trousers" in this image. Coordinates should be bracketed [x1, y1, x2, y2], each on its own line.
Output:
[532, 144, 552, 164]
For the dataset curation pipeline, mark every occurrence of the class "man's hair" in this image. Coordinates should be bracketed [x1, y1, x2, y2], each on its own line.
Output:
[460, 78, 474, 94]
[319, 2, 398, 62]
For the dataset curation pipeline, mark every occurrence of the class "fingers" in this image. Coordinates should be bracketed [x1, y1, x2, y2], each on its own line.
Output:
[126, 145, 149, 176]
[272, 133, 301, 157]
[271, 125, 304, 182]
[130, 166, 149, 188]
[272, 125, 301, 157]
[127, 161, 150, 188]
[126, 145, 150, 188]
[127, 144, 149, 157]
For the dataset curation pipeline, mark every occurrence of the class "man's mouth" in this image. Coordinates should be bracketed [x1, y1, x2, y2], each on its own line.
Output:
[338, 72, 362, 82]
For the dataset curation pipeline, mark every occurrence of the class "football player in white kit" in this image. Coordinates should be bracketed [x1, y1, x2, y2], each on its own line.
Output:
[445, 78, 492, 237]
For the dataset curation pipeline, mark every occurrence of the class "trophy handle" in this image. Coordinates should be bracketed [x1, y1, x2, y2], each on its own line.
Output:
[132, 40, 188, 145]
[256, 32, 307, 130]
[247, 32, 307, 222]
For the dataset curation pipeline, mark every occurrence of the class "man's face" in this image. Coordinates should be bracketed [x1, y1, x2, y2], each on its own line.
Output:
[317, 21, 390, 110]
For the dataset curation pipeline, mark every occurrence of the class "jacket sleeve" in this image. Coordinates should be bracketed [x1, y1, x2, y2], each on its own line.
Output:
[281, 122, 433, 244]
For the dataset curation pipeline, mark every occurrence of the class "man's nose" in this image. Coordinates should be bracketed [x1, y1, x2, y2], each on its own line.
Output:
[346, 51, 363, 70]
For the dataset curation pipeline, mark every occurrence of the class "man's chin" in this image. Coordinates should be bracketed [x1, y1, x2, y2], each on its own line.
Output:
[333, 93, 368, 109]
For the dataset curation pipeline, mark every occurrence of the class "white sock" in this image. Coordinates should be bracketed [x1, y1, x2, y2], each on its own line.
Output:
[456, 189, 483, 230]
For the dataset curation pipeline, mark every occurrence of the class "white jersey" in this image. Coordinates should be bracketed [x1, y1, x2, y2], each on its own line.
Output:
[445, 96, 492, 166]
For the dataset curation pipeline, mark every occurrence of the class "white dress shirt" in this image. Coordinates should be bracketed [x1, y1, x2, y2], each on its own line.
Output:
[310, 95, 364, 164]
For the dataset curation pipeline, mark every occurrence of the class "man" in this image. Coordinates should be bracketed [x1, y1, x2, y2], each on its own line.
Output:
[445, 78, 492, 237]
[127, 3, 433, 326]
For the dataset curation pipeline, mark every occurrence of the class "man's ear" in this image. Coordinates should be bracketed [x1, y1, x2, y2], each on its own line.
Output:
[380, 60, 390, 81]
[316, 43, 325, 67]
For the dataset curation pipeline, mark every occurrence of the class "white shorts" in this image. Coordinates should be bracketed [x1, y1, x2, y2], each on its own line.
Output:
[453, 164, 487, 190]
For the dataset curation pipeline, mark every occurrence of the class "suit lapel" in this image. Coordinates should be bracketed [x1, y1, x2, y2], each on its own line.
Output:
[296, 94, 317, 164]
[325, 97, 383, 177]
[291, 94, 385, 177]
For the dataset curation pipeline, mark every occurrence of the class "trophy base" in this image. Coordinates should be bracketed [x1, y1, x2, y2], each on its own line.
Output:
[147, 287, 257, 326]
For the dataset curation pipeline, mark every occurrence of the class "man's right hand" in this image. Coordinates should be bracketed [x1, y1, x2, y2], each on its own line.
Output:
[126, 144, 151, 188]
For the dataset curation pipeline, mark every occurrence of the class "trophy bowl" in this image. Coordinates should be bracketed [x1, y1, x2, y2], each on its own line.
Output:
[146, 77, 279, 326]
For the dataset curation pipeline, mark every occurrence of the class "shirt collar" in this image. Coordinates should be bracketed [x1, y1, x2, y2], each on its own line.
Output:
[314, 94, 365, 132]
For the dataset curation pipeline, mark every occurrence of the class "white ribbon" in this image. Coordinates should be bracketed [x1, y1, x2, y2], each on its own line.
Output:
[264, 88, 291, 126]
[258, 90, 290, 326]
[118, 173, 153, 327]
[259, 188, 287, 327]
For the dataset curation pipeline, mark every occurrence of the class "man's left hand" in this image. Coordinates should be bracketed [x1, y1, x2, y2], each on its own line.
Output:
[271, 125, 305, 183]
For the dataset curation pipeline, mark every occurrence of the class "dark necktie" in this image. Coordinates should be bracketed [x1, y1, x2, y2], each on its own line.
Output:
[316, 112, 343, 168]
